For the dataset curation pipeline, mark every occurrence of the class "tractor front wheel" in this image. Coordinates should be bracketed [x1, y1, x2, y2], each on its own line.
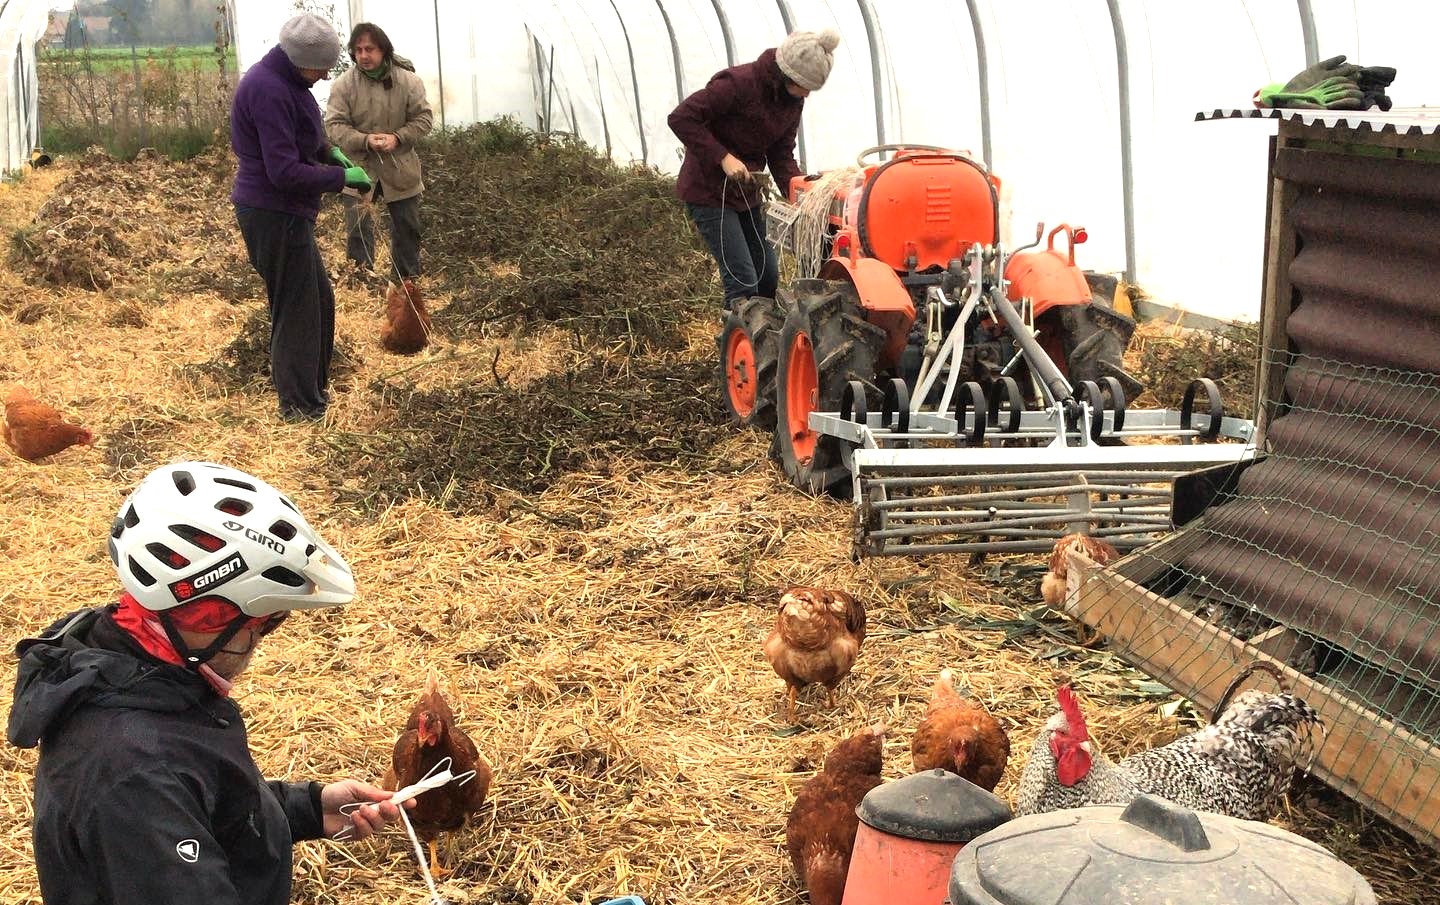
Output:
[771, 280, 885, 499]
[718, 296, 783, 429]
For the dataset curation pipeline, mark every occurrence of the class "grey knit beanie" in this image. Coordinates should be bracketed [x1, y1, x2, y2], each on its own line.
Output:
[776, 28, 841, 91]
[279, 13, 342, 70]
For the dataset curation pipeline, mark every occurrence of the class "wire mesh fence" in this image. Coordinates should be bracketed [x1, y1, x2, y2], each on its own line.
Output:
[1069, 349, 1440, 846]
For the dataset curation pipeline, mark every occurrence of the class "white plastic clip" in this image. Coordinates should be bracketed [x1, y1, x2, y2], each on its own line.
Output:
[332, 757, 477, 841]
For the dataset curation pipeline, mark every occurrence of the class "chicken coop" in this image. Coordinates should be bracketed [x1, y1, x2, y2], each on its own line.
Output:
[1067, 107, 1440, 848]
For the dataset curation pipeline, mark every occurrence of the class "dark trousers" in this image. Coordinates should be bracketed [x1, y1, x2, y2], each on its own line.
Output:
[343, 189, 422, 279]
[235, 206, 335, 417]
[686, 202, 778, 304]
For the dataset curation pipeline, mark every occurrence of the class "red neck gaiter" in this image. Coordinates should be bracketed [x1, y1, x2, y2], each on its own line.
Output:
[112, 593, 250, 666]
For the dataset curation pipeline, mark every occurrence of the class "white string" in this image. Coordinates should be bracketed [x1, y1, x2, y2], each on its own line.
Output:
[399, 805, 446, 905]
[714, 170, 770, 297]
[332, 755, 476, 905]
[773, 166, 863, 281]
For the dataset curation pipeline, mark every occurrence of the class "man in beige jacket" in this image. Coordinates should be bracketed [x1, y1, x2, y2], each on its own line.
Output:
[324, 23, 433, 284]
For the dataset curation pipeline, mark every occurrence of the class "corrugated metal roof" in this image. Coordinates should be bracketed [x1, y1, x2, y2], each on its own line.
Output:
[1196, 105, 1440, 136]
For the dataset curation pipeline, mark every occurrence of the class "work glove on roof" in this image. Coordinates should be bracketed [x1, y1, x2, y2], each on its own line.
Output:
[1254, 54, 1396, 111]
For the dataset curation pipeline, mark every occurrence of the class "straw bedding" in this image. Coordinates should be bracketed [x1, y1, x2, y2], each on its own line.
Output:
[0, 136, 1432, 905]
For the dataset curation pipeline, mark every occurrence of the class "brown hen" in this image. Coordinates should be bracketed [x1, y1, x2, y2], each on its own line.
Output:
[383, 671, 491, 876]
[3, 385, 94, 462]
[763, 587, 866, 722]
[1040, 533, 1120, 607]
[380, 279, 431, 355]
[909, 668, 1010, 791]
[785, 724, 886, 905]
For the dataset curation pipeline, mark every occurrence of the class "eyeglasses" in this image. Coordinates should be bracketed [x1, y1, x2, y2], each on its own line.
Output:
[217, 612, 288, 657]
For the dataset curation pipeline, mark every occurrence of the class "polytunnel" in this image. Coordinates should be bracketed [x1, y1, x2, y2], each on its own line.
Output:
[8, 1, 1438, 322]
[0, 1, 50, 176]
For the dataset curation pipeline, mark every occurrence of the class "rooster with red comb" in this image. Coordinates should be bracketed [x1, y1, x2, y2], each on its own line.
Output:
[1015, 683, 1320, 820]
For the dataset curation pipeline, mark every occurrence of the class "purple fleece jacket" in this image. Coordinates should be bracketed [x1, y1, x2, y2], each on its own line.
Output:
[230, 45, 345, 220]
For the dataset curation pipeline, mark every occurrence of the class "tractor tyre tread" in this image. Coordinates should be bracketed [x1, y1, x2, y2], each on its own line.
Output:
[718, 295, 783, 430]
[772, 283, 883, 500]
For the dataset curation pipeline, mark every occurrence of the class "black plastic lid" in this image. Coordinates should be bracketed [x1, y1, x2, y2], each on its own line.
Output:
[949, 796, 1377, 905]
[856, 769, 1013, 843]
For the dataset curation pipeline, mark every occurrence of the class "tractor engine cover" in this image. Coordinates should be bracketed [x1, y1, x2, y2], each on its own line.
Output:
[857, 154, 999, 272]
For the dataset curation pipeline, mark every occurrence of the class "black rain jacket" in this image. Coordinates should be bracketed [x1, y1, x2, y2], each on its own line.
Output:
[7, 606, 324, 905]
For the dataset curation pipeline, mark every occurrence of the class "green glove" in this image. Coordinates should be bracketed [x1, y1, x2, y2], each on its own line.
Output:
[1264, 54, 1395, 111]
[1256, 75, 1364, 110]
[343, 166, 373, 192]
[329, 146, 356, 168]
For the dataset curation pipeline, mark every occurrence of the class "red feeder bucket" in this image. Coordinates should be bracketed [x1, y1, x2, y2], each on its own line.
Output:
[842, 769, 1012, 905]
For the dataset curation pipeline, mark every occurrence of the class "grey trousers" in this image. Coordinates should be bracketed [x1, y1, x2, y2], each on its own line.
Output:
[342, 189, 422, 279]
[235, 205, 334, 418]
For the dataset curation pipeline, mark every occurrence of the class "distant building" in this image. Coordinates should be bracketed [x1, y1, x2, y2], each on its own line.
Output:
[43, 10, 69, 48]
[81, 15, 113, 43]
[48, 11, 116, 48]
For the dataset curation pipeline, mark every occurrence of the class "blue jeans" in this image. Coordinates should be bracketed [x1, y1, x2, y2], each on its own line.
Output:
[687, 202, 779, 305]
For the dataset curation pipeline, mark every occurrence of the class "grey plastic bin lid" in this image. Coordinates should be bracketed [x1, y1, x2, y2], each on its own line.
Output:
[949, 795, 1376, 905]
[857, 769, 1012, 843]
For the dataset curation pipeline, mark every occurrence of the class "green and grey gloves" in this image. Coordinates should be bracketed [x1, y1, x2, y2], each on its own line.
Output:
[343, 166, 372, 192]
[1255, 55, 1396, 111]
[328, 146, 371, 191]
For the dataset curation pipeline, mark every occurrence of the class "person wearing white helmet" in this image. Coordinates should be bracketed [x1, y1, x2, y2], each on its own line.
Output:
[8, 461, 409, 905]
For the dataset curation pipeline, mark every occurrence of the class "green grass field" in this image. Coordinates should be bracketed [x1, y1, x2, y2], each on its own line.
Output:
[40, 44, 230, 71]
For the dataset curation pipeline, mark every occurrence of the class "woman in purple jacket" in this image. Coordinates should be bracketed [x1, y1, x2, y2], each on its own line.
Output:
[231, 14, 373, 421]
[668, 28, 840, 310]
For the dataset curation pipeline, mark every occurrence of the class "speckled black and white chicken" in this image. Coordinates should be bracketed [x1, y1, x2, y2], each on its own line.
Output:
[1014, 684, 1321, 820]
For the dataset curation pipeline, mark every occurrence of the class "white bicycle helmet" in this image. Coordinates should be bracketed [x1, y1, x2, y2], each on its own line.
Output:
[108, 461, 356, 617]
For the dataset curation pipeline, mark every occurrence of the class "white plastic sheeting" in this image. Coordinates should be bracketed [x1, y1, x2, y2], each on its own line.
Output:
[0, 1, 49, 174]
[6, 1, 1436, 320]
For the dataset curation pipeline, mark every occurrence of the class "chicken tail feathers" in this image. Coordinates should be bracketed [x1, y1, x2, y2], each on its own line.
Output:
[801, 845, 848, 905]
[937, 667, 956, 696]
[5, 384, 35, 407]
[1210, 660, 1291, 724]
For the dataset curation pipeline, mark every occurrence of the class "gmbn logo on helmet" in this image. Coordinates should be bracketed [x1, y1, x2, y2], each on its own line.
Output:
[169, 551, 247, 602]
[221, 520, 285, 555]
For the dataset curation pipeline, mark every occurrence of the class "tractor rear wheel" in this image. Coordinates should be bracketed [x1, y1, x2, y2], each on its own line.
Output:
[771, 280, 886, 499]
[718, 296, 783, 429]
[1047, 302, 1144, 402]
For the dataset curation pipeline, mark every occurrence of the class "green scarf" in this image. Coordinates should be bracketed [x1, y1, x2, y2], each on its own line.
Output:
[361, 60, 391, 82]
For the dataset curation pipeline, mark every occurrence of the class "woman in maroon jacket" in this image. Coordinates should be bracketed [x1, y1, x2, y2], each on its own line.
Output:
[668, 29, 840, 309]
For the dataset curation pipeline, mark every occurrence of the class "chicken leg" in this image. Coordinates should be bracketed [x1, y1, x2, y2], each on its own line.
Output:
[427, 838, 450, 878]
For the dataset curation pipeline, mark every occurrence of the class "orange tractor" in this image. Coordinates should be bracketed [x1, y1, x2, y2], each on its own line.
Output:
[718, 146, 1253, 555]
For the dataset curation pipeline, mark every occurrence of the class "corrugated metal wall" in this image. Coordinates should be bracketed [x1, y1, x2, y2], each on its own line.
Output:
[1182, 144, 1440, 697]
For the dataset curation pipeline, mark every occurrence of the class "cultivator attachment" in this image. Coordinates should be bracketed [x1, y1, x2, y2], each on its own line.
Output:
[738, 147, 1255, 559]
[810, 263, 1255, 559]
[850, 439, 1254, 557]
